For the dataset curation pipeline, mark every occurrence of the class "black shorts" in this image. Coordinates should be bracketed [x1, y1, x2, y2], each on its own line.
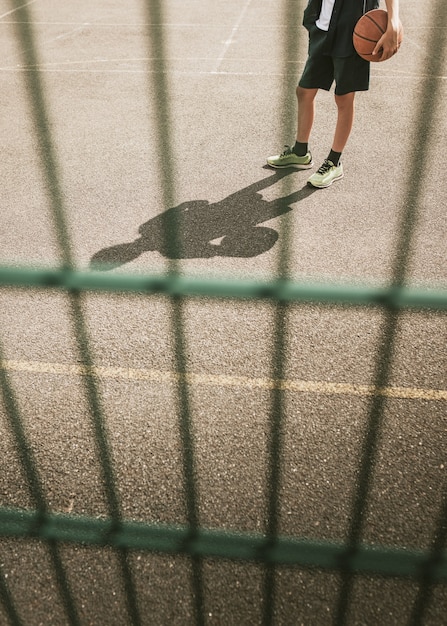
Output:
[299, 25, 370, 96]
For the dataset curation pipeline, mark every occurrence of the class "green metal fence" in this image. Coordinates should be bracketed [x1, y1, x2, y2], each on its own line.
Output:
[0, 0, 446, 624]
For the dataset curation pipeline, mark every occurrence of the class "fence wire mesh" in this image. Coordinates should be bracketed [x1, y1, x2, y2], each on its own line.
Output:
[0, 0, 446, 624]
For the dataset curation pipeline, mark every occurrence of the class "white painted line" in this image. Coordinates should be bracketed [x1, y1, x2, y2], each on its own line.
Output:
[2, 359, 446, 402]
[0, 21, 443, 30]
[0, 0, 38, 21]
[212, 0, 252, 73]
[0, 67, 444, 81]
[0, 21, 237, 27]
[54, 23, 90, 42]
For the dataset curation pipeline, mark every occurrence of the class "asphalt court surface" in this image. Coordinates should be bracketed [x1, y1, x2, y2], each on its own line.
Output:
[0, 0, 446, 624]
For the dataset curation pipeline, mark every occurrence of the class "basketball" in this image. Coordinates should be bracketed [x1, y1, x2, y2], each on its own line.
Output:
[353, 9, 403, 62]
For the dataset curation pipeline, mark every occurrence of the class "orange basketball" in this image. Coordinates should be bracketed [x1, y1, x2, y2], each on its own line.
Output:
[353, 9, 403, 62]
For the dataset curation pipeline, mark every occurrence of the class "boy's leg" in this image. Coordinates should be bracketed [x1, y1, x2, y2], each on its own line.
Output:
[307, 91, 355, 188]
[332, 91, 356, 153]
[267, 23, 331, 170]
[296, 86, 318, 144]
[266, 86, 317, 170]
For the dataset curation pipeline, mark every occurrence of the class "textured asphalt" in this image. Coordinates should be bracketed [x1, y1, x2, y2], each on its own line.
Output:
[0, 0, 446, 624]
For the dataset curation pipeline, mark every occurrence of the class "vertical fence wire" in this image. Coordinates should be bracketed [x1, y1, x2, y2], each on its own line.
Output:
[6, 1, 141, 623]
[335, 0, 447, 623]
[406, 4, 447, 622]
[1, 332, 81, 626]
[0, 339, 48, 625]
[1, 320, 81, 624]
[263, 1, 305, 623]
[143, 0, 204, 622]
[7, 1, 73, 270]
[0, 562, 22, 626]
[409, 493, 447, 625]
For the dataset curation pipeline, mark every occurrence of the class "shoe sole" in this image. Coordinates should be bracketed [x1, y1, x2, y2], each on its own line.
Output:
[267, 161, 313, 170]
[307, 172, 344, 188]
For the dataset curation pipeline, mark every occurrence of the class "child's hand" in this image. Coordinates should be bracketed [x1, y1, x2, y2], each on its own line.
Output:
[372, 21, 400, 60]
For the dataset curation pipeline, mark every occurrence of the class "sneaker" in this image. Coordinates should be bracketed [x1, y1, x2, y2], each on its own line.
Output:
[307, 159, 344, 188]
[267, 145, 313, 169]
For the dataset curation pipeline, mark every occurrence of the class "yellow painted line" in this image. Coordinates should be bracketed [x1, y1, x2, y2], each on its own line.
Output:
[1, 359, 446, 402]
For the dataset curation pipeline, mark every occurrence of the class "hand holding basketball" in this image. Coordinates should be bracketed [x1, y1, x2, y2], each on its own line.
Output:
[353, 9, 403, 62]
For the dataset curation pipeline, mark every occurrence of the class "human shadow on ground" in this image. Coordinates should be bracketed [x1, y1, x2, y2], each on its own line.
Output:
[90, 170, 317, 269]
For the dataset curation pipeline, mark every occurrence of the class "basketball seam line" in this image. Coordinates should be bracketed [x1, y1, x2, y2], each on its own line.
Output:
[364, 13, 386, 34]
[353, 32, 381, 44]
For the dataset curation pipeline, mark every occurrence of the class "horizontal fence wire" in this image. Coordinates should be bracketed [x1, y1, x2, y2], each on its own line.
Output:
[0, 508, 447, 582]
[0, 0, 446, 624]
[1, 266, 446, 310]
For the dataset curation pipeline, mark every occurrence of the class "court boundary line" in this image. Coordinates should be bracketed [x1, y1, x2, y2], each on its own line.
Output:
[0, 66, 445, 81]
[0, 20, 445, 29]
[2, 358, 446, 402]
[212, 0, 253, 73]
[0, 0, 38, 21]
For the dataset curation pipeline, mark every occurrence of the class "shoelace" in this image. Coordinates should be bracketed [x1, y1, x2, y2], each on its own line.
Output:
[280, 145, 293, 157]
[316, 159, 334, 174]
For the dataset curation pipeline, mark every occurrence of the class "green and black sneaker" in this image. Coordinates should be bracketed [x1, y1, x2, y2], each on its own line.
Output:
[307, 159, 344, 188]
[267, 145, 313, 170]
